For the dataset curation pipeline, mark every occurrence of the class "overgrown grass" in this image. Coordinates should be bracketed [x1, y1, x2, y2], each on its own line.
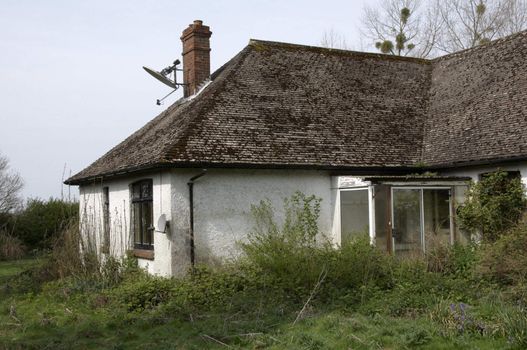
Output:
[1, 192, 527, 349]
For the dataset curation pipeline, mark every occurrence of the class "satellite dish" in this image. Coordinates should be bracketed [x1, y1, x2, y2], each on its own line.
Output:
[143, 66, 177, 89]
[156, 214, 169, 233]
[143, 59, 185, 105]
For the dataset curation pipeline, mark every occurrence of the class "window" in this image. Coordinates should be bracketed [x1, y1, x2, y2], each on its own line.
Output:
[102, 187, 110, 253]
[340, 189, 369, 244]
[131, 180, 154, 250]
[391, 187, 452, 255]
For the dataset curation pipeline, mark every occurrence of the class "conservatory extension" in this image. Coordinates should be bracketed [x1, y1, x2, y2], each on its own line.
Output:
[335, 175, 470, 255]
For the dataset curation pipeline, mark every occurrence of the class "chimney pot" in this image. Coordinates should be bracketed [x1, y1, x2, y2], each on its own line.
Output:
[181, 20, 212, 97]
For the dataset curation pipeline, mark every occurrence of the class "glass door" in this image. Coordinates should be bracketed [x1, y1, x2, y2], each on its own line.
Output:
[391, 188, 452, 255]
[423, 189, 451, 249]
[392, 189, 423, 256]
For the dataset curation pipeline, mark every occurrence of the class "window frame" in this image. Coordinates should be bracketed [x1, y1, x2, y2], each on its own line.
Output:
[102, 186, 110, 253]
[131, 179, 154, 251]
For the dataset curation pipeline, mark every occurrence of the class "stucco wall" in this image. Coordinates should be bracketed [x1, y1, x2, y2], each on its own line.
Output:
[79, 171, 173, 276]
[79, 168, 335, 277]
[170, 169, 334, 270]
[77, 163, 527, 277]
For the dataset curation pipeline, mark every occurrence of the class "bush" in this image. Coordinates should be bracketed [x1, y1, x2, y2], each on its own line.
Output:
[0, 230, 26, 260]
[425, 242, 478, 277]
[112, 273, 176, 312]
[478, 223, 527, 286]
[458, 171, 526, 242]
[324, 236, 394, 302]
[14, 198, 78, 250]
[240, 192, 327, 299]
[240, 192, 395, 304]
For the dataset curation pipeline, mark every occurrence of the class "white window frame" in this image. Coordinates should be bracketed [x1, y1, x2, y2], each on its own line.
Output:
[338, 186, 375, 245]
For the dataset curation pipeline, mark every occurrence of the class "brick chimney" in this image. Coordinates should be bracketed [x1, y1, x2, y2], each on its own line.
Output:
[181, 20, 212, 97]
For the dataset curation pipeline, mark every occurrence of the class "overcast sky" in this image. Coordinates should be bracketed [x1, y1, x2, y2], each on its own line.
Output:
[0, 0, 368, 200]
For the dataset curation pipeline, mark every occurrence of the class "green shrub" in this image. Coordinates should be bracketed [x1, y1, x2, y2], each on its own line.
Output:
[478, 224, 527, 286]
[324, 236, 394, 302]
[426, 242, 478, 277]
[240, 192, 328, 300]
[12, 198, 78, 250]
[112, 273, 176, 312]
[458, 171, 526, 242]
[240, 192, 395, 304]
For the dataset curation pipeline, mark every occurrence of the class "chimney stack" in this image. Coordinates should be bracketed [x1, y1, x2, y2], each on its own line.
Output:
[181, 20, 212, 97]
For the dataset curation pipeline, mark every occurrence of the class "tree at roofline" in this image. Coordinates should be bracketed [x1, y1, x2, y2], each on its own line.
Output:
[436, 0, 527, 53]
[358, 0, 527, 58]
[0, 152, 23, 216]
[361, 0, 440, 58]
[374, 7, 416, 55]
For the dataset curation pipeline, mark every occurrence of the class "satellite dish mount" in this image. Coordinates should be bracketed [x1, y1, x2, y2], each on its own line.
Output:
[143, 59, 186, 105]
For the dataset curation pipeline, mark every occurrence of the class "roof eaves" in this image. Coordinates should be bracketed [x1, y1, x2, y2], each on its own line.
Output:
[65, 161, 424, 186]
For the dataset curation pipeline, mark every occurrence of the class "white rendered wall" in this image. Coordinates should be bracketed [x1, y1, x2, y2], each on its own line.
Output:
[78, 171, 173, 276]
[79, 168, 335, 276]
[169, 169, 334, 270]
[439, 162, 527, 188]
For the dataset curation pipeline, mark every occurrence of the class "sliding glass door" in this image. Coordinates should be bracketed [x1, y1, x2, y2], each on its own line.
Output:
[392, 189, 423, 255]
[391, 188, 452, 255]
[423, 189, 451, 249]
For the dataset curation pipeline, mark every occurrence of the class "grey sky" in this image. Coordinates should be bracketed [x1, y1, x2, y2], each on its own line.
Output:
[0, 0, 368, 200]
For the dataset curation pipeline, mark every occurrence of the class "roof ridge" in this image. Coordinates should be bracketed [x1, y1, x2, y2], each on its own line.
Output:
[248, 38, 431, 64]
[431, 29, 527, 62]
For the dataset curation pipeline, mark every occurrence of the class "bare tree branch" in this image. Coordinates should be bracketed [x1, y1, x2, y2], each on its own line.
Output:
[360, 0, 441, 58]
[0, 152, 23, 213]
[320, 28, 349, 49]
[435, 0, 526, 53]
[359, 0, 526, 57]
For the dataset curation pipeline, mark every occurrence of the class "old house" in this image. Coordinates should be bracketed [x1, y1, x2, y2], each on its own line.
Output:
[65, 20, 527, 276]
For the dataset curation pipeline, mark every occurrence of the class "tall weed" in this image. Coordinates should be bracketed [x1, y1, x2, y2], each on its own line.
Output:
[0, 230, 26, 260]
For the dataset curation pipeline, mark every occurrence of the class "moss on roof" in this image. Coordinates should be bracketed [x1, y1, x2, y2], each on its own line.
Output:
[66, 31, 527, 185]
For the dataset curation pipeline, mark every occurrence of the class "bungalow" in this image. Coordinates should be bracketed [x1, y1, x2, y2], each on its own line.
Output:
[65, 20, 527, 276]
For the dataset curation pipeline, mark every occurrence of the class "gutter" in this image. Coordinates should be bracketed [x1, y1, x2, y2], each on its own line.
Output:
[65, 162, 426, 186]
[187, 170, 207, 269]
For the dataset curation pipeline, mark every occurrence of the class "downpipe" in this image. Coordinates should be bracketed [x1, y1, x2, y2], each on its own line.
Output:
[188, 170, 207, 269]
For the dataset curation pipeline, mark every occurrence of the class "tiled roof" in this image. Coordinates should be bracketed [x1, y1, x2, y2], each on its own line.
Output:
[66, 32, 527, 185]
[424, 31, 527, 167]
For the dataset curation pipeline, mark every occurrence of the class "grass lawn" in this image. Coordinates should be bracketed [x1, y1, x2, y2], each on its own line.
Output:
[0, 258, 40, 284]
[0, 257, 518, 349]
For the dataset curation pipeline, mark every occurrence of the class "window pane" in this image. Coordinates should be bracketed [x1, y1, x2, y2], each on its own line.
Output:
[133, 203, 141, 244]
[423, 189, 451, 249]
[132, 183, 141, 200]
[142, 202, 153, 246]
[393, 189, 422, 255]
[340, 190, 369, 244]
[141, 182, 151, 199]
